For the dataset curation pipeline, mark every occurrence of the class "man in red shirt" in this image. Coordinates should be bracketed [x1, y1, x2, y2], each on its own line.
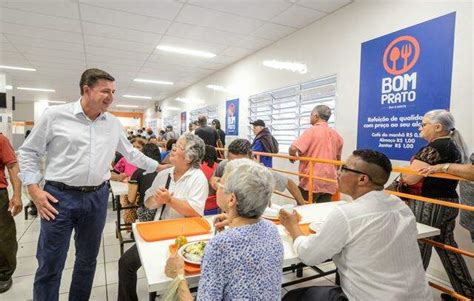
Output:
[289, 105, 343, 203]
[0, 133, 22, 293]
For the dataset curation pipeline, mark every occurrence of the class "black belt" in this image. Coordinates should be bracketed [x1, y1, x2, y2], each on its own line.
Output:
[46, 181, 106, 193]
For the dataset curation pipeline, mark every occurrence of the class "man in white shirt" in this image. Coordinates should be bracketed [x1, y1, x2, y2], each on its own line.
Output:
[280, 149, 432, 301]
[18, 68, 165, 301]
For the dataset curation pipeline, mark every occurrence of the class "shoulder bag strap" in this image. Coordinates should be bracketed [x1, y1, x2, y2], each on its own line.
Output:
[158, 173, 173, 220]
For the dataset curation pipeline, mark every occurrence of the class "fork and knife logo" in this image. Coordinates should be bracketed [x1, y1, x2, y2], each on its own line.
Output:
[383, 35, 420, 76]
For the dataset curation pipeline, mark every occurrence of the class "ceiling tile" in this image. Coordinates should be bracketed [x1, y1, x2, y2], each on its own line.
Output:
[5, 34, 83, 53]
[0, 2, 80, 19]
[79, 0, 183, 20]
[85, 53, 146, 68]
[166, 22, 245, 46]
[0, 22, 84, 44]
[79, 4, 171, 34]
[271, 5, 326, 28]
[218, 47, 254, 58]
[81, 22, 162, 44]
[187, 0, 291, 21]
[0, 8, 81, 33]
[176, 5, 263, 35]
[296, 0, 352, 13]
[84, 35, 155, 54]
[234, 36, 274, 51]
[251, 22, 295, 40]
[85, 45, 150, 61]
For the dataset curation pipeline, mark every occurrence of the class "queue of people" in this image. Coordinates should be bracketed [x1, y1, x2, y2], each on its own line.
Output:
[2, 67, 472, 300]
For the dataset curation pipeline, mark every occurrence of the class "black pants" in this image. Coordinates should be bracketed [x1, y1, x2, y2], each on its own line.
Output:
[283, 286, 347, 301]
[0, 189, 17, 281]
[408, 197, 474, 298]
[298, 186, 332, 203]
[118, 244, 142, 301]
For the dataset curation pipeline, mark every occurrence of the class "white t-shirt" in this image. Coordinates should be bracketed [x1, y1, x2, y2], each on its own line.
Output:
[294, 190, 432, 301]
[144, 167, 208, 220]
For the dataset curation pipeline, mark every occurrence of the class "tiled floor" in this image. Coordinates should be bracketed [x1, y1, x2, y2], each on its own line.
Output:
[2, 194, 446, 300]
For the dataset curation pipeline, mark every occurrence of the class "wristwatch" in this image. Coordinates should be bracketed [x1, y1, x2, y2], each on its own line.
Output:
[442, 163, 450, 172]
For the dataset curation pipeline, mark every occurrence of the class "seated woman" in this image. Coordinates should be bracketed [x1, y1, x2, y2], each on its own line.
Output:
[400, 109, 473, 299]
[200, 145, 219, 215]
[118, 133, 208, 301]
[161, 138, 176, 163]
[127, 143, 162, 222]
[165, 158, 284, 300]
[114, 137, 147, 178]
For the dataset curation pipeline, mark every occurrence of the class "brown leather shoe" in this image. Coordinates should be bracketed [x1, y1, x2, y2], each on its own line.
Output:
[0, 278, 12, 293]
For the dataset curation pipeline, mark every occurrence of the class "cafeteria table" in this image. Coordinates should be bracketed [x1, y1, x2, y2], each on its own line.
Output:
[132, 201, 440, 300]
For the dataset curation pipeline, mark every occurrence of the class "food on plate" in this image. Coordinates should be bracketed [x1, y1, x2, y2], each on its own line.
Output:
[175, 235, 188, 249]
[182, 241, 207, 263]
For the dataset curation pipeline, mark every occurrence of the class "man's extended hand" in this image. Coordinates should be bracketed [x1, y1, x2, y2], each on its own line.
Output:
[28, 185, 59, 221]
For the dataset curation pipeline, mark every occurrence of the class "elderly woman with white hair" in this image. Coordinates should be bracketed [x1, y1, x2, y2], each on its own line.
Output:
[118, 133, 208, 301]
[165, 158, 284, 300]
[400, 109, 473, 299]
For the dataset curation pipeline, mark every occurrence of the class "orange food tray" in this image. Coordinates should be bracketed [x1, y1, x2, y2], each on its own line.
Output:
[169, 244, 201, 274]
[136, 217, 211, 242]
[299, 223, 315, 236]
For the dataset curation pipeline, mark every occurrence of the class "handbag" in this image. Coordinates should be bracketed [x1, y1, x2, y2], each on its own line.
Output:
[386, 175, 409, 193]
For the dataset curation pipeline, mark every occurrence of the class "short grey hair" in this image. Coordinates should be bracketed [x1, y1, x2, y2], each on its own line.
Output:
[425, 109, 470, 163]
[182, 133, 205, 168]
[223, 158, 275, 218]
[312, 105, 332, 121]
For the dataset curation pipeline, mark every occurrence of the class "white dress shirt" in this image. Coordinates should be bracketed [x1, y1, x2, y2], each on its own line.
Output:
[294, 190, 432, 301]
[18, 99, 158, 186]
[144, 167, 208, 220]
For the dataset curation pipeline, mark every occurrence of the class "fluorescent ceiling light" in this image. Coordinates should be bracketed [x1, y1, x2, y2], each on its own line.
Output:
[5, 85, 13, 90]
[262, 60, 307, 74]
[38, 99, 66, 104]
[117, 104, 139, 108]
[0, 65, 36, 72]
[206, 84, 228, 92]
[17, 87, 55, 92]
[164, 106, 181, 111]
[175, 97, 204, 105]
[156, 45, 216, 58]
[123, 95, 152, 100]
[134, 78, 173, 85]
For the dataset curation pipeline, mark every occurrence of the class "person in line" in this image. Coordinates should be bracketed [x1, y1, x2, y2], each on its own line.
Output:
[280, 149, 432, 300]
[164, 125, 179, 141]
[0, 133, 22, 293]
[200, 145, 219, 214]
[250, 119, 279, 167]
[195, 115, 219, 147]
[289, 104, 343, 203]
[399, 109, 473, 299]
[118, 133, 208, 301]
[148, 136, 159, 145]
[18, 68, 166, 301]
[420, 154, 474, 242]
[211, 119, 226, 146]
[165, 158, 284, 300]
[211, 139, 305, 205]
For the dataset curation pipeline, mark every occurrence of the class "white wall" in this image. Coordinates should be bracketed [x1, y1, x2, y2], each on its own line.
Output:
[13, 102, 34, 121]
[150, 0, 473, 286]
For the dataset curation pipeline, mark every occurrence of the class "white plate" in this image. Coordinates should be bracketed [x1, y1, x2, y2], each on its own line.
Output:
[309, 221, 325, 233]
[178, 241, 207, 265]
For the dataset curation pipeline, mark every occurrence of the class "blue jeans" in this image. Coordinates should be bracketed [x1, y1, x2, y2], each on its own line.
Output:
[33, 183, 109, 301]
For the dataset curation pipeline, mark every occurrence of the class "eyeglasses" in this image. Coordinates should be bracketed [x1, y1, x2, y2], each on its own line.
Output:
[171, 143, 185, 151]
[420, 122, 434, 128]
[339, 165, 372, 179]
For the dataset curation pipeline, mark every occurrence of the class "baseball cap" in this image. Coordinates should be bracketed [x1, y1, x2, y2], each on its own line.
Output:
[250, 119, 265, 127]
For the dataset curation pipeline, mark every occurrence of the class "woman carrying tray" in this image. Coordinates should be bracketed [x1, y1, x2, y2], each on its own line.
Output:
[165, 158, 284, 300]
[118, 133, 208, 301]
